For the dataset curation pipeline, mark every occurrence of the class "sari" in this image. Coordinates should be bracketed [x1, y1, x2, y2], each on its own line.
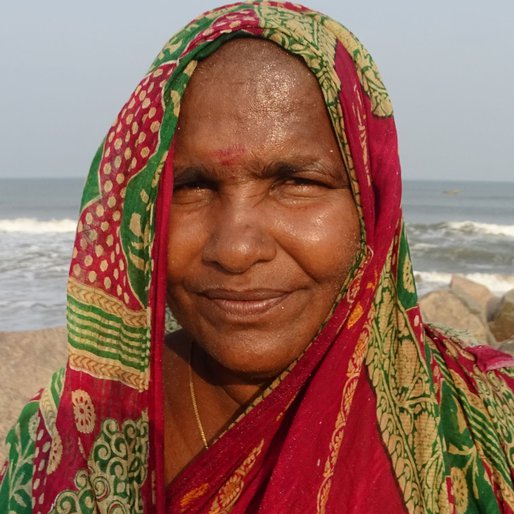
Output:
[2, 2, 514, 512]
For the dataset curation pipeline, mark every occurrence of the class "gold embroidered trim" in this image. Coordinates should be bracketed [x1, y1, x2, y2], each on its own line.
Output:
[322, 18, 393, 117]
[40, 371, 64, 475]
[208, 440, 265, 513]
[67, 277, 148, 328]
[366, 251, 446, 513]
[67, 320, 147, 366]
[316, 323, 369, 513]
[69, 348, 149, 391]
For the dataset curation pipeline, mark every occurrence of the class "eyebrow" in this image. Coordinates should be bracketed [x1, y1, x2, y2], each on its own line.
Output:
[172, 166, 217, 188]
[259, 159, 347, 183]
[173, 157, 349, 185]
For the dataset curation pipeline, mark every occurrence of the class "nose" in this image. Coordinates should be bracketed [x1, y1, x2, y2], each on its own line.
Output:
[202, 202, 276, 274]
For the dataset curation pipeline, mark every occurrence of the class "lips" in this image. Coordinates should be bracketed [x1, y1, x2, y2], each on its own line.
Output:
[197, 288, 291, 318]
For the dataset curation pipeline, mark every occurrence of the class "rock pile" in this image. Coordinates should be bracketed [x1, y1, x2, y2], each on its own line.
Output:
[419, 275, 514, 354]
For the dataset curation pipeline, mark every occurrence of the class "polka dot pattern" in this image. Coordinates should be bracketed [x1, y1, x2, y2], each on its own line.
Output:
[185, 10, 262, 55]
[69, 63, 174, 308]
[32, 417, 51, 513]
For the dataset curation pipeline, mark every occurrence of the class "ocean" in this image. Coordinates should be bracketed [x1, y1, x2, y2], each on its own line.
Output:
[0, 178, 513, 331]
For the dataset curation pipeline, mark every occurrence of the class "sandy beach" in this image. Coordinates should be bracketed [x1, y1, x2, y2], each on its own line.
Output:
[0, 327, 67, 461]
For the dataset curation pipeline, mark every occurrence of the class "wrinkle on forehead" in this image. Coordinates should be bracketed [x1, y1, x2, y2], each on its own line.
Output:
[191, 38, 320, 113]
[178, 39, 327, 149]
[173, 36, 349, 191]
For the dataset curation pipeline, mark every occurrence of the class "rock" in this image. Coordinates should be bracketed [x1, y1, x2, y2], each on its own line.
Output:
[498, 339, 514, 357]
[449, 275, 499, 320]
[489, 289, 514, 342]
[419, 289, 496, 345]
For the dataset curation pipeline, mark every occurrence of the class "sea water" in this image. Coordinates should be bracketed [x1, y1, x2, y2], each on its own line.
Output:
[403, 180, 514, 296]
[0, 178, 513, 331]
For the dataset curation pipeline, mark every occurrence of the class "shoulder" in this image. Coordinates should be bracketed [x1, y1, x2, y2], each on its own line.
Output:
[426, 325, 514, 454]
[0, 367, 65, 512]
[425, 325, 514, 502]
[426, 323, 514, 379]
[425, 323, 514, 403]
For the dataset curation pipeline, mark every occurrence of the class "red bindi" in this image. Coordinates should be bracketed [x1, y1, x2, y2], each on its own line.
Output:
[212, 145, 247, 166]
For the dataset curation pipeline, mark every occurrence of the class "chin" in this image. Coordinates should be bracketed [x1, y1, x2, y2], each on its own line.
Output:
[197, 334, 306, 382]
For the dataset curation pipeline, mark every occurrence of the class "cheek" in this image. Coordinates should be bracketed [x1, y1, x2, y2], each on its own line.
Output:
[166, 193, 361, 290]
[275, 197, 361, 284]
[166, 212, 203, 285]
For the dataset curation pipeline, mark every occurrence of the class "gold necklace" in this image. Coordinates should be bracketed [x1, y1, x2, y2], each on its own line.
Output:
[188, 343, 209, 449]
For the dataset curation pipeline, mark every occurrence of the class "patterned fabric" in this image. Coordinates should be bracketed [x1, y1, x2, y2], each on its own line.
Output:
[2, 2, 514, 512]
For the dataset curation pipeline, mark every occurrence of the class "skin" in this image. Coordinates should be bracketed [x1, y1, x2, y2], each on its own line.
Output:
[163, 39, 361, 483]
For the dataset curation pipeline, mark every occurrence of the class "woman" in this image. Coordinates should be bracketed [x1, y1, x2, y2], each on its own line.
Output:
[2, 2, 514, 512]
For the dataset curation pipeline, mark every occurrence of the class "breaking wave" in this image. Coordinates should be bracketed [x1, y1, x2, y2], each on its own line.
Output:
[409, 220, 514, 238]
[415, 271, 514, 295]
[0, 218, 76, 234]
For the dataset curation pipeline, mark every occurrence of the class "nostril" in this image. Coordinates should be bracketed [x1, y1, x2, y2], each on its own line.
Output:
[202, 224, 276, 273]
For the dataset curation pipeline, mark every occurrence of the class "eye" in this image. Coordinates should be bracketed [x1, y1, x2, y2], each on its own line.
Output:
[281, 177, 326, 188]
[173, 180, 212, 192]
[172, 179, 216, 205]
[272, 175, 330, 200]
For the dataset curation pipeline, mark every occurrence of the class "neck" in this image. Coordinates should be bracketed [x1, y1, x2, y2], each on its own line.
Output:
[191, 341, 268, 408]
[163, 330, 273, 484]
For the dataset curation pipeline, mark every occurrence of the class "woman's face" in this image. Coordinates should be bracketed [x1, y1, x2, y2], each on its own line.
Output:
[167, 40, 360, 380]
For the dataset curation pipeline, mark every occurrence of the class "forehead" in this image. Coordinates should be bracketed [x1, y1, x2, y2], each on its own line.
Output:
[193, 38, 314, 82]
[174, 38, 337, 158]
[184, 38, 323, 114]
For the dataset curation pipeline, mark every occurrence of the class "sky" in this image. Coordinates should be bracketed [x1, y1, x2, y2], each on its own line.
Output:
[1, 0, 513, 182]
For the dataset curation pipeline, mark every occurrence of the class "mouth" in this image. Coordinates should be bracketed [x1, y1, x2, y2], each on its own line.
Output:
[198, 288, 291, 318]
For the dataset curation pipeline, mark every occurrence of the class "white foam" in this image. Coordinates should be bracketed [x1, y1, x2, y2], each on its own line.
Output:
[410, 242, 437, 250]
[0, 218, 76, 234]
[415, 271, 452, 287]
[445, 221, 514, 238]
[464, 273, 514, 294]
[415, 270, 514, 295]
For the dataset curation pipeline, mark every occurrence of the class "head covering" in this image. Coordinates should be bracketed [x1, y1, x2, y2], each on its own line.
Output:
[2, 2, 514, 513]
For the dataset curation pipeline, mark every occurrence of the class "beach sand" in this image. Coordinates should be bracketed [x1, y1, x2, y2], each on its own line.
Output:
[0, 327, 67, 461]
